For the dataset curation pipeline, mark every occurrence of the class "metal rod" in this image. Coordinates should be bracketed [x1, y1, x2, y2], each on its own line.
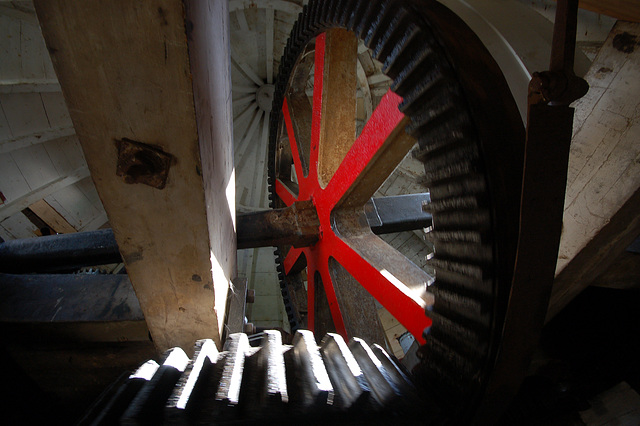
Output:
[0, 229, 121, 273]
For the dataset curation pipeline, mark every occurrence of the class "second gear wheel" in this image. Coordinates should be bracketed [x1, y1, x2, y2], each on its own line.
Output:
[268, 0, 525, 421]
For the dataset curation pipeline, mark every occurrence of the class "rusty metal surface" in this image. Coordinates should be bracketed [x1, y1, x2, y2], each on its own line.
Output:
[236, 200, 320, 249]
[116, 138, 173, 189]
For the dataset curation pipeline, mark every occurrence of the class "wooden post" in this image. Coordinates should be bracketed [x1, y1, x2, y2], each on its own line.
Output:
[549, 22, 640, 320]
[34, 0, 236, 352]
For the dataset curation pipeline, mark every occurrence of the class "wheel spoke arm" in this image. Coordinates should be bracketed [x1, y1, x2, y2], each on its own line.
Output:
[324, 91, 414, 209]
[275, 178, 297, 207]
[310, 32, 326, 173]
[315, 28, 359, 186]
[282, 98, 306, 183]
[327, 231, 434, 343]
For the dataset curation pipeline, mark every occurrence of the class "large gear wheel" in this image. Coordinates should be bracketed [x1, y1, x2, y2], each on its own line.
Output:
[268, 0, 525, 420]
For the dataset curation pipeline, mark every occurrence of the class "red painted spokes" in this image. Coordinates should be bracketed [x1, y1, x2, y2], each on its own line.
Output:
[276, 32, 433, 344]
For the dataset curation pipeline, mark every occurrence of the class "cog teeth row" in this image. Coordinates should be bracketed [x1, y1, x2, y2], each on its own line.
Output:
[88, 331, 419, 424]
[390, 46, 436, 96]
[346, 0, 369, 32]
[430, 209, 491, 231]
[423, 195, 481, 213]
[381, 23, 421, 79]
[370, 8, 410, 62]
[402, 79, 459, 119]
[352, 0, 378, 39]
[419, 336, 485, 405]
[427, 311, 489, 357]
[335, 0, 356, 28]
[422, 146, 480, 179]
[360, 0, 402, 54]
[436, 241, 493, 265]
[428, 175, 487, 200]
[426, 230, 483, 244]
[413, 123, 474, 161]
[431, 286, 491, 327]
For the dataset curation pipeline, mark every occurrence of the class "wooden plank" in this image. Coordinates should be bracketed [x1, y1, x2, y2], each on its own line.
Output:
[28, 199, 76, 233]
[549, 21, 640, 320]
[579, 0, 640, 23]
[0, 125, 75, 154]
[34, 0, 235, 352]
[0, 166, 90, 222]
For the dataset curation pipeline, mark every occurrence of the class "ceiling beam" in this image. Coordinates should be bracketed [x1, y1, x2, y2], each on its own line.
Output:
[0, 125, 74, 154]
[578, 0, 640, 23]
[0, 166, 89, 222]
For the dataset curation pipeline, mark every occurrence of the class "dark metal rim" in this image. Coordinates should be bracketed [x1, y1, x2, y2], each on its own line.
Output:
[267, 0, 525, 421]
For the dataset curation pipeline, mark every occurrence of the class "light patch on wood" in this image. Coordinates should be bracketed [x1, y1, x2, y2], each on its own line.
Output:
[557, 21, 640, 274]
[29, 199, 76, 233]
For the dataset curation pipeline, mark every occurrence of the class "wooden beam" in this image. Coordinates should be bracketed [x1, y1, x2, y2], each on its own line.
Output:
[34, 0, 235, 353]
[28, 199, 76, 233]
[578, 0, 640, 23]
[183, 0, 236, 343]
[0, 79, 61, 94]
[0, 166, 90, 222]
[548, 188, 640, 321]
[549, 21, 640, 320]
[0, 125, 74, 154]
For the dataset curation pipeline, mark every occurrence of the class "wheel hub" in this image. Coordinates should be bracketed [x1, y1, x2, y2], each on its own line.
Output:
[256, 84, 275, 112]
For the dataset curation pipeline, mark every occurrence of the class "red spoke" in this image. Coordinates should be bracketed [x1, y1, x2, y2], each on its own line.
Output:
[322, 90, 405, 208]
[326, 232, 432, 343]
[282, 97, 305, 183]
[283, 246, 304, 274]
[309, 33, 326, 177]
[275, 178, 297, 207]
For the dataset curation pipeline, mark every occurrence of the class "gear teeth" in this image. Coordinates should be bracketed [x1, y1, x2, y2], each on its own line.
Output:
[424, 335, 483, 384]
[122, 347, 191, 424]
[428, 175, 487, 200]
[346, 0, 369, 32]
[382, 23, 421, 79]
[390, 46, 436, 97]
[424, 195, 480, 213]
[338, 0, 358, 28]
[430, 209, 492, 231]
[352, 0, 378, 40]
[239, 331, 289, 416]
[369, 5, 409, 62]
[421, 144, 480, 176]
[413, 122, 474, 162]
[423, 162, 480, 186]
[431, 286, 491, 326]
[401, 75, 457, 117]
[362, 0, 401, 52]
[320, 333, 372, 410]
[165, 339, 218, 421]
[428, 312, 489, 357]
[308, 0, 321, 32]
[286, 330, 334, 410]
[435, 241, 492, 265]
